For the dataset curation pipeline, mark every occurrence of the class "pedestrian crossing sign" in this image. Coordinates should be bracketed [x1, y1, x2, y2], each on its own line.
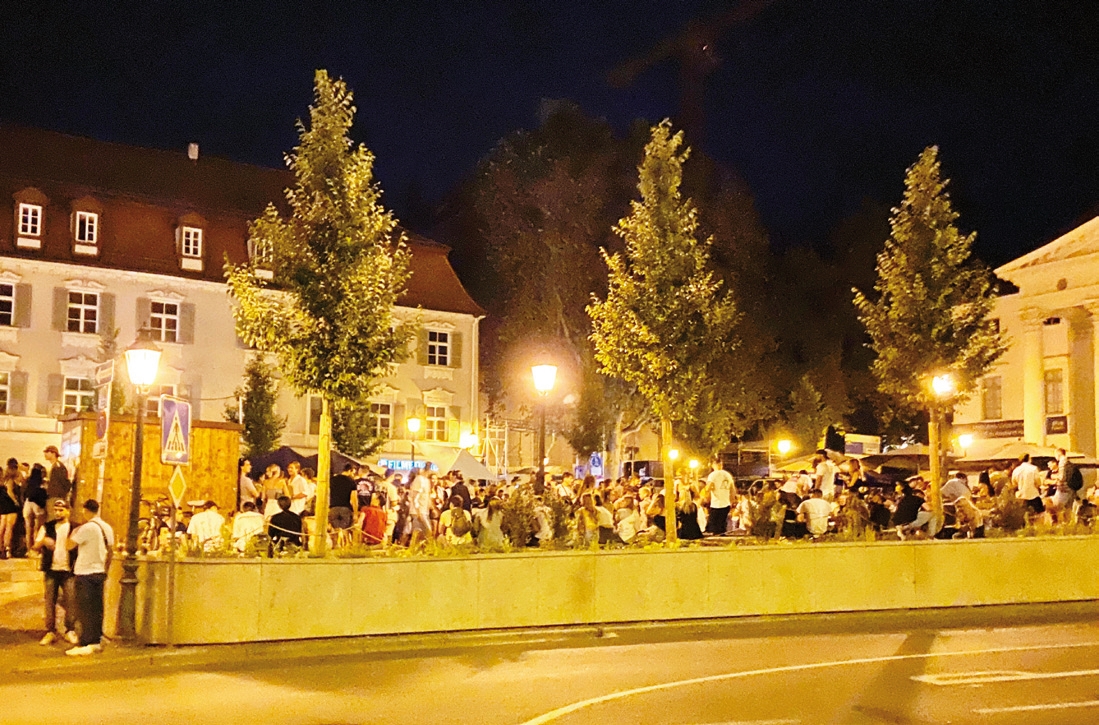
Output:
[160, 396, 191, 465]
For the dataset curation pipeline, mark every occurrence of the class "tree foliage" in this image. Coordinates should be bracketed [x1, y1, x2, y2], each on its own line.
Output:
[330, 398, 386, 459]
[225, 356, 286, 457]
[853, 146, 1006, 408]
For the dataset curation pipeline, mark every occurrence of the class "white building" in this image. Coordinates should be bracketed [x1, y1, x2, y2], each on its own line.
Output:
[955, 215, 1099, 456]
[0, 125, 483, 465]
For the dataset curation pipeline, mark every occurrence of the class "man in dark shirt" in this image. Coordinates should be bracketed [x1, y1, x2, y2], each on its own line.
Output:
[893, 482, 931, 538]
[449, 474, 472, 512]
[268, 495, 302, 550]
[44, 446, 71, 511]
[328, 464, 358, 532]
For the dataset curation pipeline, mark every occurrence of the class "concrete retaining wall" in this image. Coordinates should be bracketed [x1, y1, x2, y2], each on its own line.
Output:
[127, 536, 1099, 644]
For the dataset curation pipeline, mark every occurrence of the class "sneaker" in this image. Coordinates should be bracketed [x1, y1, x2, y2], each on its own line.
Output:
[64, 630, 79, 645]
[65, 644, 99, 656]
[39, 632, 56, 646]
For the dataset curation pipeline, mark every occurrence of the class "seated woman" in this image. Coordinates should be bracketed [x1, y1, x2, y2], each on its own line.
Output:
[676, 489, 704, 541]
[359, 492, 388, 545]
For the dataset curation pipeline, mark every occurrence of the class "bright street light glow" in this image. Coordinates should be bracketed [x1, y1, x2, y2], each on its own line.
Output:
[777, 439, 793, 455]
[459, 432, 479, 450]
[668, 448, 679, 461]
[958, 433, 974, 449]
[532, 364, 557, 394]
[931, 373, 955, 398]
[688, 459, 699, 470]
[123, 337, 161, 387]
[406, 417, 422, 434]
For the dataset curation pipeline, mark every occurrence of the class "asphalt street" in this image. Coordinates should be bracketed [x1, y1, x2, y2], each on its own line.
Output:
[10, 604, 1099, 724]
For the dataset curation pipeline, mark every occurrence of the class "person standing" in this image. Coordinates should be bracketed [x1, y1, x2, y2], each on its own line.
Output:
[814, 450, 837, 501]
[65, 500, 114, 656]
[286, 461, 310, 515]
[704, 460, 734, 535]
[0, 461, 20, 558]
[238, 459, 259, 510]
[22, 464, 48, 554]
[328, 464, 358, 535]
[33, 500, 78, 646]
[1012, 454, 1044, 516]
[43, 446, 72, 510]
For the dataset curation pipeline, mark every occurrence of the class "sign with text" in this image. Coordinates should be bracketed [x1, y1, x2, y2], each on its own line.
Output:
[160, 396, 192, 465]
[953, 419, 1025, 440]
[1046, 415, 1069, 435]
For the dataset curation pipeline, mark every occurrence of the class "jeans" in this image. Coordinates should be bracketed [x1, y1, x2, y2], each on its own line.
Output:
[74, 573, 106, 646]
[706, 506, 731, 535]
[44, 571, 75, 634]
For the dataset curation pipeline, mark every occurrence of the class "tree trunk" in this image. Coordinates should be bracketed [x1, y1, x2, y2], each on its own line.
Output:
[610, 412, 624, 481]
[662, 416, 677, 544]
[927, 404, 943, 536]
[313, 396, 332, 555]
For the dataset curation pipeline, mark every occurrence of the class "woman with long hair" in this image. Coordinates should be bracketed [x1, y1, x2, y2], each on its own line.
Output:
[0, 460, 21, 558]
[22, 463, 48, 553]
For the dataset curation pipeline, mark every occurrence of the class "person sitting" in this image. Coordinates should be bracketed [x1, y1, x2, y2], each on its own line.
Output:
[593, 493, 617, 544]
[438, 495, 473, 546]
[614, 497, 641, 544]
[893, 483, 932, 539]
[268, 495, 302, 550]
[187, 501, 225, 552]
[796, 488, 832, 538]
[940, 471, 971, 504]
[676, 489, 704, 541]
[473, 497, 505, 549]
[231, 501, 265, 552]
[359, 492, 388, 545]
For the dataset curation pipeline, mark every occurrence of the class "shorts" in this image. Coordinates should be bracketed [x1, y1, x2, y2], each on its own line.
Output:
[23, 499, 44, 518]
[328, 506, 353, 530]
[1025, 497, 1045, 514]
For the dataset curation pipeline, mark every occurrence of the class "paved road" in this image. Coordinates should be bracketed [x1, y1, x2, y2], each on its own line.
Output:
[10, 604, 1099, 724]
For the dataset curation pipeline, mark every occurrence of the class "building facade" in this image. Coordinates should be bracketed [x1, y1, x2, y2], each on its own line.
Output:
[955, 215, 1099, 456]
[0, 125, 483, 466]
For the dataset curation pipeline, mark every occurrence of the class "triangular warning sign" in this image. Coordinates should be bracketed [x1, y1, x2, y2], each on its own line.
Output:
[164, 409, 187, 459]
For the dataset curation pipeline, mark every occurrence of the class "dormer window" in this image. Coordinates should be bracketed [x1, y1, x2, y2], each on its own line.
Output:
[19, 204, 41, 237]
[74, 211, 98, 254]
[178, 224, 204, 272]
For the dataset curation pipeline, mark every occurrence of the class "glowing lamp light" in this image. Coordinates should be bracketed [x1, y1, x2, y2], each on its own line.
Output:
[406, 417, 422, 435]
[123, 337, 162, 388]
[459, 432, 479, 450]
[776, 439, 793, 456]
[958, 433, 974, 450]
[532, 364, 557, 394]
[931, 373, 955, 398]
[688, 459, 700, 470]
[668, 448, 680, 461]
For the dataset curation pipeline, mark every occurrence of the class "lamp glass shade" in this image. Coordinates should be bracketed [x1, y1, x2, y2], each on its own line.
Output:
[124, 342, 161, 387]
[532, 364, 557, 394]
[777, 439, 793, 455]
[668, 448, 679, 461]
[931, 374, 955, 398]
[406, 417, 422, 434]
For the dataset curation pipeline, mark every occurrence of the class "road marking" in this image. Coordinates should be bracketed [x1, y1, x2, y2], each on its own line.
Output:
[914, 668, 1099, 686]
[516, 641, 1099, 725]
[692, 720, 799, 725]
[975, 700, 1099, 715]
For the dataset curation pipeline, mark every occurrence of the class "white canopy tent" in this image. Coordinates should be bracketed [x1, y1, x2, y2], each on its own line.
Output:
[415, 443, 498, 481]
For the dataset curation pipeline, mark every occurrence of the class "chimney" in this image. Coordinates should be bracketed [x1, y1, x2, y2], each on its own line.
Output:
[187, 143, 199, 161]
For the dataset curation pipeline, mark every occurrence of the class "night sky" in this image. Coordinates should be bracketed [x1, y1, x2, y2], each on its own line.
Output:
[1, 0, 1095, 266]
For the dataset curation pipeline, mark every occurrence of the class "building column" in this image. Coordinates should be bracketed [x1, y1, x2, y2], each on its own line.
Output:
[1062, 306, 1089, 453]
[1084, 301, 1099, 456]
[1019, 307, 1046, 444]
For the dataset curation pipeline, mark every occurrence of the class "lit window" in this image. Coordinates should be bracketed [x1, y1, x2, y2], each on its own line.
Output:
[18, 204, 41, 237]
[1044, 369, 1064, 415]
[308, 395, 322, 435]
[62, 377, 94, 413]
[0, 284, 13, 327]
[181, 227, 203, 258]
[370, 403, 392, 439]
[66, 291, 98, 334]
[0, 372, 8, 414]
[150, 301, 179, 343]
[427, 331, 449, 366]
[982, 376, 1002, 420]
[145, 384, 177, 417]
[425, 405, 446, 441]
[75, 211, 98, 244]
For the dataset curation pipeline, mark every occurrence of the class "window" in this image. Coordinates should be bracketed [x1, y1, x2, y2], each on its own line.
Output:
[145, 384, 177, 417]
[62, 377, 94, 413]
[427, 330, 449, 366]
[425, 405, 447, 441]
[66, 291, 98, 334]
[18, 204, 41, 237]
[1044, 369, 1064, 415]
[308, 395, 322, 435]
[75, 211, 98, 244]
[370, 403, 392, 439]
[0, 372, 8, 415]
[181, 227, 203, 258]
[0, 284, 12, 327]
[150, 301, 179, 343]
[982, 376, 1002, 420]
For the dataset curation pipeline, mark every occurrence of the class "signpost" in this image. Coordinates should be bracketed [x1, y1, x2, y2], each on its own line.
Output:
[161, 398, 191, 647]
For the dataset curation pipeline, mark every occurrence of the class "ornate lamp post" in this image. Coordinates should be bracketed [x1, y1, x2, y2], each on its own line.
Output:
[928, 372, 955, 533]
[407, 416, 422, 470]
[531, 363, 557, 495]
[117, 332, 161, 642]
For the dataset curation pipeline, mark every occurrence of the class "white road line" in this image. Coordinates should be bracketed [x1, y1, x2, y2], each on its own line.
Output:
[691, 720, 799, 725]
[516, 641, 1099, 725]
[914, 668, 1099, 686]
[975, 700, 1099, 715]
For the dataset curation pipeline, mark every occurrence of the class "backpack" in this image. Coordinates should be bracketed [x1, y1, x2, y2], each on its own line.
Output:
[450, 509, 472, 538]
[1067, 462, 1084, 492]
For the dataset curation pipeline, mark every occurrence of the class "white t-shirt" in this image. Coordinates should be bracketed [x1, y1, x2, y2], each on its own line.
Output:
[797, 497, 832, 536]
[780, 477, 800, 494]
[232, 511, 265, 551]
[1012, 461, 1042, 500]
[71, 517, 115, 576]
[188, 509, 226, 550]
[288, 474, 311, 514]
[615, 509, 640, 543]
[410, 475, 432, 516]
[706, 469, 734, 508]
[815, 460, 837, 498]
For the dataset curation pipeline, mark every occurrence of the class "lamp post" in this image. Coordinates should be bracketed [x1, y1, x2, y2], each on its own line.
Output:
[688, 458, 699, 484]
[407, 416, 422, 470]
[776, 439, 793, 457]
[928, 372, 955, 533]
[531, 363, 557, 495]
[117, 331, 161, 643]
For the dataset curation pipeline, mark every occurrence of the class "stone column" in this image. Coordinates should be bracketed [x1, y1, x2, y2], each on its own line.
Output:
[1061, 306, 1089, 453]
[1083, 301, 1099, 456]
[1019, 307, 1046, 444]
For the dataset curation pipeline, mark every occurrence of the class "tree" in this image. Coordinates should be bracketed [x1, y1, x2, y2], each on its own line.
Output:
[224, 357, 286, 458]
[853, 146, 1006, 523]
[330, 399, 386, 459]
[588, 120, 739, 541]
[226, 70, 415, 554]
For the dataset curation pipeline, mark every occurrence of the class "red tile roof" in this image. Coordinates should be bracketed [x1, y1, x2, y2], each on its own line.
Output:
[0, 125, 483, 316]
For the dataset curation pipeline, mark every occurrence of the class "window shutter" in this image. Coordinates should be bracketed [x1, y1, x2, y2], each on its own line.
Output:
[416, 329, 429, 365]
[450, 331, 463, 368]
[46, 374, 64, 416]
[52, 288, 68, 331]
[14, 284, 31, 328]
[448, 406, 462, 442]
[9, 371, 27, 415]
[99, 293, 115, 335]
[179, 303, 196, 344]
[392, 404, 405, 437]
[135, 297, 152, 332]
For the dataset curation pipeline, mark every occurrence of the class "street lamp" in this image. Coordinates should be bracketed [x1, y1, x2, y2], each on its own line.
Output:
[688, 458, 699, 483]
[407, 416, 422, 469]
[927, 372, 956, 534]
[117, 331, 161, 643]
[776, 439, 794, 456]
[531, 363, 557, 495]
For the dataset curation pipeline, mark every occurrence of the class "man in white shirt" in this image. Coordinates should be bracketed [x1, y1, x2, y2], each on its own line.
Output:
[705, 460, 735, 535]
[408, 468, 433, 543]
[1012, 454, 1045, 514]
[66, 499, 114, 655]
[188, 501, 226, 552]
[814, 451, 837, 501]
[796, 489, 832, 537]
[286, 462, 310, 515]
[231, 501, 265, 552]
[33, 499, 78, 645]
